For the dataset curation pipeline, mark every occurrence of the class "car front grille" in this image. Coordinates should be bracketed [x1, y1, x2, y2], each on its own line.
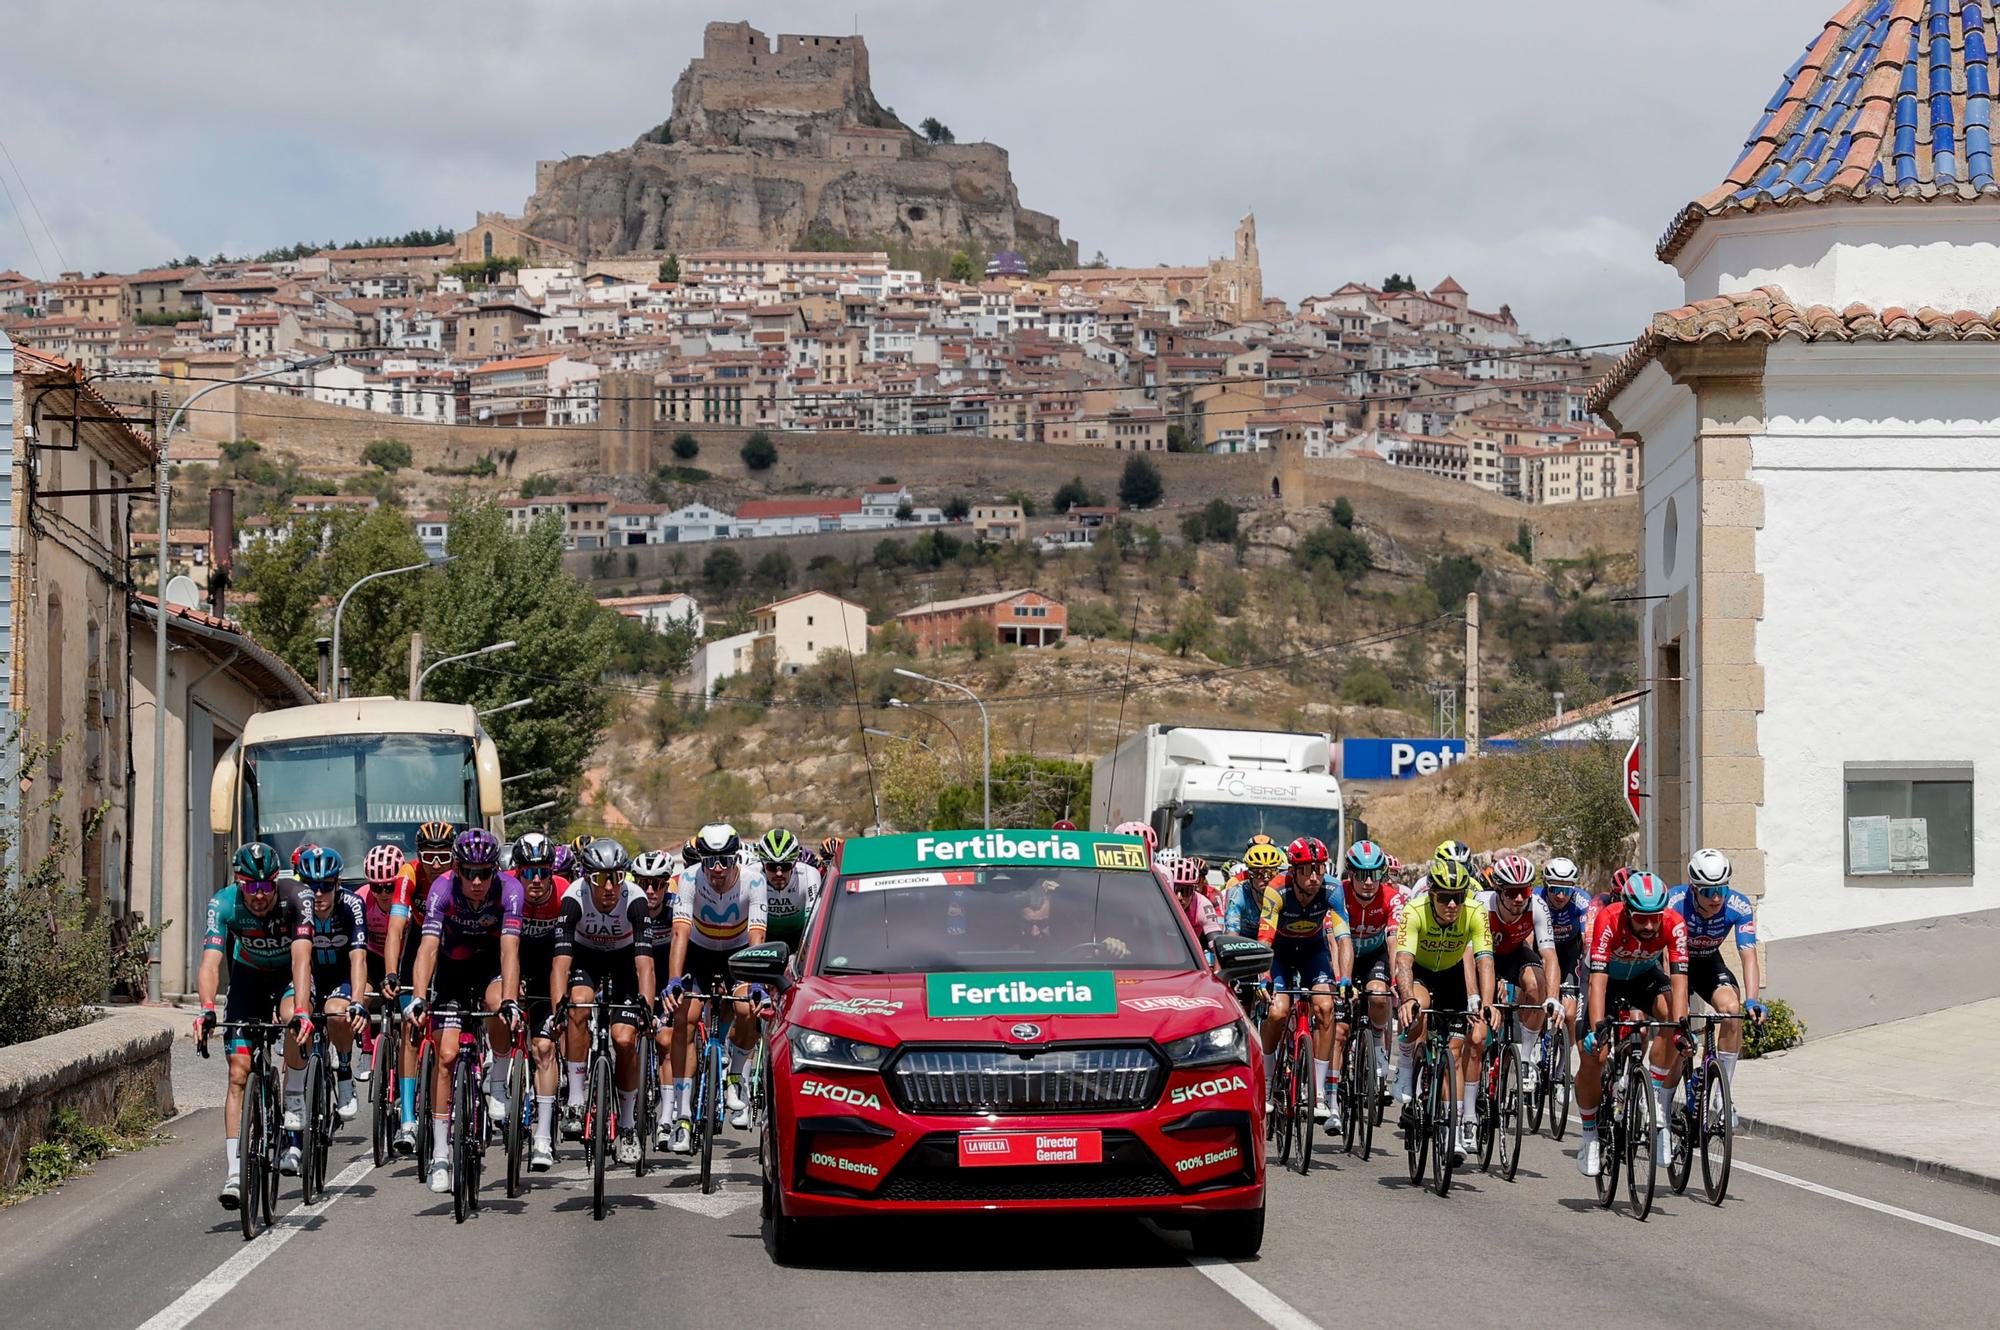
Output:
[888, 1044, 1163, 1115]
[874, 1131, 1177, 1203]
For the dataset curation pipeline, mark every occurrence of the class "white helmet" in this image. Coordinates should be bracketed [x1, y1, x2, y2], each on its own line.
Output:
[1688, 847, 1733, 889]
[1542, 856, 1580, 887]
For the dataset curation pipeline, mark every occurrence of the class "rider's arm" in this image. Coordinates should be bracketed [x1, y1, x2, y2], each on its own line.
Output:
[549, 893, 580, 1001]
[1587, 971, 1609, 1030]
[1665, 912, 1691, 1024]
[1584, 906, 1612, 1029]
[1734, 896, 1763, 1007]
[1254, 884, 1281, 947]
[498, 874, 525, 1004]
[196, 947, 224, 1012]
[344, 893, 369, 999]
[382, 865, 416, 976]
[744, 874, 769, 948]
[283, 883, 315, 1011]
[626, 894, 658, 1006]
[1532, 898, 1561, 1008]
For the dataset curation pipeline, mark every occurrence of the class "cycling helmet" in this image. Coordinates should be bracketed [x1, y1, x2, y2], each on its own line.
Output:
[232, 842, 283, 883]
[551, 844, 577, 879]
[1427, 859, 1476, 896]
[498, 844, 516, 873]
[1490, 852, 1538, 889]
[756, 828, 801, 866]
[568, 833, 597, 857]
[693, 822, 741, 860]
[1542, 856, 1581, 888]
[580, 838, 631, 877]
[363, 843, 406, 885]
[819, 835, 843, 860]
[295, 844, 344, 886]
[453, 827, 500, 868]
[1687, 847, 1733, 889]
[290, 842, 319, 872]
[1609, 866, 1633, 894]
[1242, 842, 1286, 873]
[1167, 854, 1205, 890]
[1433, 839, 1474, 868]
[513, 832, 554, 869]
[1112, 820, 1159, 854]
[631, 849, 678, 880]
[1286, 836, 1331, 868]
[1051, 819, 1077, 832]
[1345, 839, 1388, 875]
[1384, 853, 1402, 874]
[416, 820, 458, 851]
[1622, 870, 1671, 914]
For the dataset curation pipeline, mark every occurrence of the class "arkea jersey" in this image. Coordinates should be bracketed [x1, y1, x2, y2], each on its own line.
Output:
[203, 881, 314, 971]
[1477, 891, 1555, 956]
[1342, 881, 1408, 956]
[1221, 878, 1270, 939]
[672, 862, 770, 952]
[761, 862, 823, 944]
[1256, 882, 1353, 948]
[1586, 901, 1689, 980]
[554, 879, 651, 955]
[1393, 894, 1492, 971]
[1666, 886, 1759, 956]
[420, 871, 526, 963]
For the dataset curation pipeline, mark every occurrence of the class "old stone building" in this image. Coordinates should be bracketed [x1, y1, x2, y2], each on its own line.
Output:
[1044, 214, 1264, 324]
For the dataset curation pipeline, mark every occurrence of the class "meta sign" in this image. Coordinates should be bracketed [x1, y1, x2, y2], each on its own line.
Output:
[1341, 738, 1473, 781]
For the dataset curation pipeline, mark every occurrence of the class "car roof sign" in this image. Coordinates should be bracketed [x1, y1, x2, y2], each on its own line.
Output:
[840, 830, 1147, 876]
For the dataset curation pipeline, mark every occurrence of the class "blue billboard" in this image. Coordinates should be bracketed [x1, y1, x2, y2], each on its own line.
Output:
[1342, 738, 1470, 780]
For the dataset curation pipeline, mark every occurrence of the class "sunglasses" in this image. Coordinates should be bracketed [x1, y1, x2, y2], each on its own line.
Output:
[588, 870, 623, 887]
[419, 851, 454, 867]
[239, 877, 278, 895]
[1501, 887, 1533, 900]
[519, 866, 551, 880]
[311, 881, 341, 894]
[1432, 891, 1466, 905]
[459, 866, 495, 880]
[701, 856, 733, 869]
[765, 862, 794, 875]
[1697, 886, 1727, 899]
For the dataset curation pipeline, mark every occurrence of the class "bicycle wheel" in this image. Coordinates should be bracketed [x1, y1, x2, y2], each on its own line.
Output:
[1405, 1058, 1430, 1186]
[371, 1020, 394, 1169]
[311, 1047, 334, 1194]
[240, 1069, 267, 1241]
[635, 1038, 654, 1181]
[1497, 1043, 1525, 1182]
[1623, 1061, 1659, 1220]
[1476, 1045, 1498, 1175]
[297, 1050, 321, 1205]
[1292, 1031, 1315, 1177]
[451, 1056, 473, 1224]
[1527, 1030, 1548, 1135]
[1667, 1066, 1696, 1196]
[505, 1044, 527, 1198]
[1271, 1040, 1295, 1167]
[1353, 1039, 1375, 1162]
[698, 1039, 722, 1195]
[1594, 1057, 1621, 1208]
[589, 1055, 611, 1221]
[415, 1040, 437, 1177]
[1550, 1026, 1572, 1140]
[1429, 1046, 1457, 1198]
[1700, 1060, 1734, 1205]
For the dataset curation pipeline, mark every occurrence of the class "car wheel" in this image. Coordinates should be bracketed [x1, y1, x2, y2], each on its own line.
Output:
[1189, 1204, 1265, 1258]
[760, 1125, 810, 1265]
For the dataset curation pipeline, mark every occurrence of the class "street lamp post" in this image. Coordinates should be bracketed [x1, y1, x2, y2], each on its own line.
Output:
[887, 698, 968, 780]
[413, 640, 518, 700]
[147, 355, 330, 1000]
[502, 767, 553, 786]
[478, 698, 532, 718]
[894, 668, 990, 829]
[501, 799, 558, 834]
[330, 556, 451, 699]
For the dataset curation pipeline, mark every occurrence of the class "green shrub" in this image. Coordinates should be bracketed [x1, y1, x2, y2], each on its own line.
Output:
[740, 432, 778, 471]
[671, 432, 699, 461]
[1743, 998, 1807, 1059]
[361, 439, 412, 472]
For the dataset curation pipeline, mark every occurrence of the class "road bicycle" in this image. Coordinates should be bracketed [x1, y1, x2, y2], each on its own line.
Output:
[669, 977, 769, 1195]
[1335, 988, 1374, 1162]
[197, 1018, 293, 1242]
[294, 998, 342, 1204]
[369, 997, 404, 1169]
[560, 988, 653, 1220]
[1532, 979, 1578, 1140]
[1593, 1013, 1680, 1220]
[1402, 1005, 1470, 1197]
[1262, 985, 1321, 1176]
[1474, 1000, 1527, 1182]
[441, 1006, 517, 1224]
[1668, 1010, 1745, 1205]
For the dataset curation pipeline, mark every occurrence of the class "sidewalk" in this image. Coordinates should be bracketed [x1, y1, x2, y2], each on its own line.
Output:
[1733, 997, 2000, 1192]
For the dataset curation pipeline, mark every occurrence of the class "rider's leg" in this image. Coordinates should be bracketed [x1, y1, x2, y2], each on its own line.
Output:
[480, 979, 512, 1111]
[565, 982, 595, 1108]
[610, 1020, 640, 1132]
[1458, 1015, 1485, 1131]
[1309, 986, 1337, 1107]
[1515, 968, 1546, 1074]
[1645, 992, 1678, 1123]
[671, 998, 704, 1120]
[224, 1050, 251, 1178]
[278, 992, 306, 1125]
[432, 1021, 462, 1165]
[727, 981, 757, 1074]
[1710, 979, 1744, 1090]
[531, 1029, 559, 1150]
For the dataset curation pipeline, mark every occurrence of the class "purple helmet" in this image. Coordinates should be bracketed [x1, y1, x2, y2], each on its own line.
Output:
[453, 827, 500, 868]
[551, 844, 577, 878]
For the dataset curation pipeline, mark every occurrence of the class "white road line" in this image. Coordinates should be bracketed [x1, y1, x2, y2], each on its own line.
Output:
[1185, 1257, 1324, 1330]
[1737, 1162, 2000, 1250]
[135, 1157, 375, 1330]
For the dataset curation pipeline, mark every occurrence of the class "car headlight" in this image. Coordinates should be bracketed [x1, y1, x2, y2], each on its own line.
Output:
[789, 1027, 891, 1074]
[1161, 1021, 1248, 1070]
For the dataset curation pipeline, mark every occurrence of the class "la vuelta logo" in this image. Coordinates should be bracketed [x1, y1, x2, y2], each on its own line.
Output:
[1169, 1073, 1248, 1106]
[800, 1080, 883, 1110]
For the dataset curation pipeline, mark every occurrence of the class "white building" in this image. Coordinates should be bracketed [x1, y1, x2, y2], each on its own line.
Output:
[750, 591, 870, 676]
[678, 628, 759, 702]
[1594, 1, 1999, 1029]
[598, 592, 703, 637]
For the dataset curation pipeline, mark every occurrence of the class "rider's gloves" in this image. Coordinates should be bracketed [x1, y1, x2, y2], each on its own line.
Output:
[380, 973, 402, 998]
[1745, 999, 1769, 1021]
[293, 1013, 315, 1046]
[404, 998, 428, 1026]
[498, 998, 523, 1028]
[195, 1005, 217, 1040]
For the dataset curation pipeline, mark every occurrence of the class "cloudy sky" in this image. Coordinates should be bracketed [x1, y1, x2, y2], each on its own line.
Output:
[3, 0, 1832, 342]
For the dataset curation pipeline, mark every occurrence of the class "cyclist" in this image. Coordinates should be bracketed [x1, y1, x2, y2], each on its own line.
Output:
[1340, 840, 1406, 1100]
[512, 831, 568, 1171]
[756, 829, 824, 959]
[631, 849, 682, 1151]
[1223, 840, 1287, 940]
[1161, 851, 1221, 957]
[193, 843, 315, 1211]
[404, 828, 526, 1191]
[1667, 848, 1764, 1118]
[662, 823, 769, 1154]
[1112, 820, 1159, 860]
[1477, 853, 1564, 1093]
[381, 821, 452, 1153]
[292, 846, 368, 1170]
[1541, 856, 1590, 1031]
[1574, 870, 1689, 1177]
[1256, 837, 1354, 1128]
[359, 844, 409, 999]
[1391, 857, 1494, 1162]
[552, 838, 656, 1166]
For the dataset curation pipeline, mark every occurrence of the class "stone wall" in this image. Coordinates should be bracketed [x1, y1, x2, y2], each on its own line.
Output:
[0, 1012, 175, 1189]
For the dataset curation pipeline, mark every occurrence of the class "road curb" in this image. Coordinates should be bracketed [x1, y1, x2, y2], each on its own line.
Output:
[1739, 1116, 2000, 1195]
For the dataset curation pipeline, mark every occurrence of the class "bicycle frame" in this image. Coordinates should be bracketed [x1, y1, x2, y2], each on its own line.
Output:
[198, 1018, 292, 1241]
[669, 977, 767, 1196]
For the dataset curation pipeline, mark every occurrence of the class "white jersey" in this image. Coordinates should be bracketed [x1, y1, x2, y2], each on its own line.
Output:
[556, 878, 650, 954]
[673, 861, 770, 952]
[762, 862, 823, 938]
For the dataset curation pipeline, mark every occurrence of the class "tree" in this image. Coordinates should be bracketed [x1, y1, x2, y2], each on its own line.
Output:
[1004, 489, 1039, 518]
[1339, 664, 1398, 708]
[1051, 476, 1101, 513]
[671, 432, 699, 461]
[361, 438, 412, 472]
[1331, 496, 1356, 529]
[1509, 521, 1534, 564]
[1486, 685, 1635, 879]
[1200, 497, 1238, 543]
[1090, 533, 1123, 593]
[1166, 423, 1201, 453]
[703, 547, 745, 594]
[1118, 455, 1164, 509]
[1426, 553, 1484, 607]
[1383, 273, 1417, 293]
[1295, 520, 1372, 581]
[960, 616, 997, 659]
[895, 500, 915, 522]
[879, 738, 951, 832]
[948, 251, 977, 283]
[919, 116, 955, 144]
[752, 550, 796, 594]
[1084, 250, 1110, 269]
[740, 432, 778, 471]
[942, 494, 971, 521]
[659, 254, 681, 283]
[1166, 596, 1214, 658]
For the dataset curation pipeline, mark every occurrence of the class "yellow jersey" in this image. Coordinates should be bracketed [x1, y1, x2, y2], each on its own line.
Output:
[1393, 894, 1492, 971]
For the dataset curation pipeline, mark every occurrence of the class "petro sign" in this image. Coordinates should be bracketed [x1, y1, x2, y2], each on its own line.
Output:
[1342, 738, 1472, 781]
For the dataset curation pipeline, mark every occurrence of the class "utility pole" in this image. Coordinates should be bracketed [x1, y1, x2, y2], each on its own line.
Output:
[408, 631, 424, 701]
[1464, 592, 1481, 757]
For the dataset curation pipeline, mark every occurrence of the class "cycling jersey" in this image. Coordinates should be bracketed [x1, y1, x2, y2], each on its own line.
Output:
[1543, 889, 1591, 947]
[1256, 881, 1353, 948]
[518, 877, 568, 950]
[1342, 881, 1407, 956]
[309, 890, 368, 972]
[359, 887, 401, 957]
[1180, 889, 1222, 941]
[1393, 894, 1493, 971]
[761, 862, 824, 946]
[554, 879, 651, 955]
[1477, 890, 1554, 955]
[390, 860, 444, 923]
[1221, 876, 1270, 939]
[1585, 901, 1689, 979]
[672, 861, 770, 952]
[419, 871, 526, 963]
[1666, 886, 1758, 956]
[203, 881, 314, 970]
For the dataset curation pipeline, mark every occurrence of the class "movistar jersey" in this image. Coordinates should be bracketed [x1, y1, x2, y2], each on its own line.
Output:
[672, 862, 771, 952]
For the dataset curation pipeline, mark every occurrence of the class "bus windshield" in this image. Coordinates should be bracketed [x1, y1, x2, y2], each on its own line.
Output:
[1176, 802, 1342, 863]
[241, 733, 477, 873]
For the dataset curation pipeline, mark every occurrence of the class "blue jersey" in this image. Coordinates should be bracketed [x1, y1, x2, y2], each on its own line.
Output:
[1222, 881, 1262, 939]
[1543, 889, 1591, 946]
[309, 889, 368, 972]
[1667, 886, 1759, 956]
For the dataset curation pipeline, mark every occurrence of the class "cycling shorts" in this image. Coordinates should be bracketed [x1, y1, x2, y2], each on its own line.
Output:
[1554, 935, 1584, 985]
[430, 956, 502, 1030]
[1493, 945, 1540, 992]
[1270, 938, 1336, 992]
[1410, 959, 1468, 1015]
[677, 942, 742, 996]
[1355, 948, 1393, 988]
[223, 958, 290, 1057]
[567, 948, 644, 1026]
[1688, 953, 1739, 1003]
[293, 963, 356, 1005]
[1604, 966, 1672, 1019]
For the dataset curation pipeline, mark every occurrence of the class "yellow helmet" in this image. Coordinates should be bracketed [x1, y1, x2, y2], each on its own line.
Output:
[1427, 858, 1476, 895]
[1243, 842, 1286, 872]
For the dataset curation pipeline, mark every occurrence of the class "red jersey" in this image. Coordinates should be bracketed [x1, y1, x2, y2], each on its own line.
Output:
[1585, 901, 1688, 979]
[1341, 880, 1407, 956]
[518, 874, 570, 948]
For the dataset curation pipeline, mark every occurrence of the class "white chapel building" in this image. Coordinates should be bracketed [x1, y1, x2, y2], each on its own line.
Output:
[1595, 0, 2000, 1029]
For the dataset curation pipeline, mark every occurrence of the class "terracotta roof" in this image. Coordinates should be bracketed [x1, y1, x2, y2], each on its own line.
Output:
[736, 497, 863, 520]
[132, 594, 316, 706]
[1591, 283, 2000, 410]
[896, 588, 1049, 617]
[470, 351, 564, 375]
[1661, 1, 2000, 261]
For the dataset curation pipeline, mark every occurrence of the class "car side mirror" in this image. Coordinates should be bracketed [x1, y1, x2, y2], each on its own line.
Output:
[729, 941, 791, 987]
[1210, 937, 1272, 984]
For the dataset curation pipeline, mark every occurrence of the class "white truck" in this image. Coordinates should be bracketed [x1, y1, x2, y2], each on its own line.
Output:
[1090, 725, 1346, 862]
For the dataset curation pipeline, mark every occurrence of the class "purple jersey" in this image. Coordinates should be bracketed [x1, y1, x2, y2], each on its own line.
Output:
[1667, 886, 1759, 956]
[421, 870, 525, 963]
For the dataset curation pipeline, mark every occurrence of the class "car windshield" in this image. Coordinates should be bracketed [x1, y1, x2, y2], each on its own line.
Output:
[242, 733, 477, 873]
[818, 866, 1199, 975]
[1176, 802, 1341, 863]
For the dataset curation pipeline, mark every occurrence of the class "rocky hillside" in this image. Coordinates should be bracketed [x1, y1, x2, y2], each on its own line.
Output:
[517, 20, 1072, 267]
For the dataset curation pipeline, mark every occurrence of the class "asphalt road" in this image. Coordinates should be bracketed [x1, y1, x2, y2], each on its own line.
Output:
[4, 1074, 1997, 1330]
